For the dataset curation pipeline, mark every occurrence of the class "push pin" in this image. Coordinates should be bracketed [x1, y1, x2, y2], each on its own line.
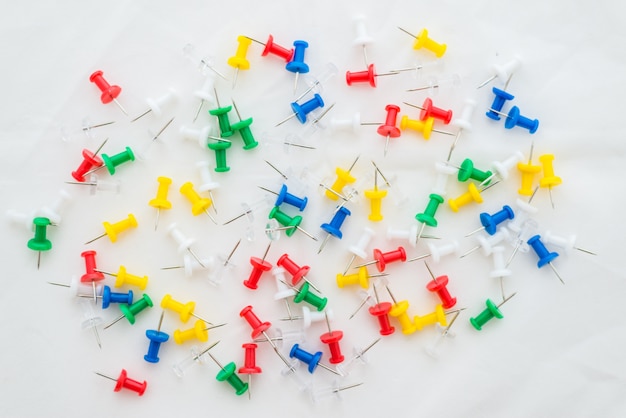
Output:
[296, 62, 339, 102]
[65, 174, 121, 195]
[207, 138, 232, 173]
[89, 70, 127, 115]
[490, 246, 512, 300]
[422, 261, 457, 309]
[149, 176, 172, 231]
[538, 154, 562, 209]
[104, 293, 154, 329]
[38, 189, 72, 226]
[364, 170, 387, 221]
[173, 321, 226, 344]
[131, 88, 178, 122]
[448, 182, 493, 212]
[196, 161, 221, 212]
[259, 184, 308, 211]
[247, 34, 294, 63]
[345, 64, 399, 88]
[544, 231, 596, 256]
[326, 155, 359, 201]
[400, 115, 454, 140]
[425, 310, 461, 358]
[309, 381, 364, 404]
[268, 206, 317, 241]
[377, 104, 401, 156]
[240, 305, 294, 370]
[397, 27, 447, 57]
[289, 343, 341, 375]
[80, 250, 105, 301]
[336, 266, 387, 289]
[287, 281, 328, 312]
[161, 293, 212, 324]
[85, 213, 137, 244]
[286, 40, 310, 94]
[182, 43, 228, 79]
[179, 181, 216, 224]
[167, 223, 206, 268]
[275, 94, 325, 127]
[407, 240, 460, 264]
[413, 304, 448, 331]
[144, 311, 169, 363]
[95, 146, 135, 176]
[407, 74, 461, 95]
[172, 343, 215, 378]
[527, 234, 564, 284]
[318, 206, 351, 254]
[415, 193, 445, 244]
[343, 227, 376, 274]
[60, 119, 115, 142]
[352, 14, 374, 66]
[209, 89, 234, 138]
[28, 217, 52, 269]
[276, 253, 321, 291]
[488, 106, 539, 134]
[147, 117, 175, 144]
[461, 227, 512, 259]
[320, 311, 345, 364]
[465, 205, 515, 237]
[78, 298, 103, 348]
[470, 293, 516, 330]
[95, 369, 147, 396]
[239, 343, 262, 399]
[227, 35, 252, 89]
[79, 285, 133, 309]
[479, 151, 525, 186]
[485, 87, 515, 121]
[368, 282, 395, 336]
[279, 306, 334, 331]
[355, 246, 406, 273]
[206, 347, 249, 396]
[272, 267, 296, 319]
[192, 75, 217, 122]
[243, 242, 273, 290]
[160, 254, 215, 278]
[385, 285, 417, 335]
[477, 55, 523, 89]
[95, 265, 148, 290]
[229, 99, 258, 150]
[457, 158, 493, 185]
[517, 143, 542, 196]
[336, 338, 381, 376]
[48, 276, 104, 301]
[447, 99, 477, 161]
[71, 138, 107, 182]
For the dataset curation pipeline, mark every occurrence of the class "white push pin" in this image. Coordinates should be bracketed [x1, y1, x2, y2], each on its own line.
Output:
[431, 161, 458, 197]
[489, 246, 512, 300]
[161, 254, 216, 278]
[477, 55, 523, 89]
[544, 231, 596, 256]
[192, 75, 217, 122]
[330, 112, 362, 135]
[6, 209, 37, 231]
[408, 240, 460, 263]
[461, 227, 511, 258]
[281, 306, 334, 330]
[407, 74, 460, 95]
[272, 267, 297, 319]
[131, 88, 179, 123]
[180, 125, 213, 148]
[38, 189, 72, 225]
[447, 99, 477, 162]
[167, 223, 206, 268]
[507, 219, 539, 268]
[254, 328, 306, 349]
[480, 151, 525, 186]
[196, 161, 221, 212]
[386, 224, 439, 247]
[343, 227, 376, 274]
[49, 275, 104, 300]
[352, 14, 374, 66]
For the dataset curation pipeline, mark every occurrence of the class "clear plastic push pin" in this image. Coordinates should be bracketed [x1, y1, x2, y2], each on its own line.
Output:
[60, 118, 115, 142]
[48, 275, 104, 301]
[425, 310, 460, 358]
[309, 381, 363, 404]
[79, 298, 103, 349]
[506, 218, 539, 268]
[172, 344, 214, 378]
[297, 62, 338, 103]
[407, 74, 460, 95]
[161, 253, 216, 278]
[207, 239, 240, 286]
[460, 226, 511, 259]
[336, 338, 381, 376]
[182, 43, 229, 80]
[65, 173, 121, 195]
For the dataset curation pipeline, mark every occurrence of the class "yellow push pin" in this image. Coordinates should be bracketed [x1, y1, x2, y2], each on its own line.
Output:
[149, 176, 172, 231]
[85, 213, 137, 244]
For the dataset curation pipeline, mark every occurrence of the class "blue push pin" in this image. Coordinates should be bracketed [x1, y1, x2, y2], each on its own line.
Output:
[144, 311, 169, 363]
[259, 184, 308, 211]
[466, 205, 515, 237]
[318, 206, 351, 254]
[285, 40, 310, 93]
[289, 343, 340, 375]
[276, 94, 325, 127]
[486, 87, 515, 120]
[504, 106, 539, 134]
[527, 234, 564, 284]
[102, 285, 134, 309]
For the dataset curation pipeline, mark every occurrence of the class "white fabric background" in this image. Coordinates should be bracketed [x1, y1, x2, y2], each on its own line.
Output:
[1, 1, 625, 417]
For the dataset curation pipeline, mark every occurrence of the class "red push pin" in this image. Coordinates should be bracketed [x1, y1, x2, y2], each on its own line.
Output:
[276, 253, 320, 292]
[377, 104, 401, 156]
[89, 71, 128, 116]
[95, 369, 147, 396]
[404, 99, 453, 124]
[423, 261, 457, 309]
[368, 282, 395, 336]
[243, 242, 273, 290]
[240, 305, 272, 339]
[319, 311, 345, 364]
[80, 250, 105, 302]
[239, 343, 262, 399]
[246, 34, 294, 63]
[345, 63, 399, 88]
[356, 246, 407, 273]
[71, 138, 108, 182]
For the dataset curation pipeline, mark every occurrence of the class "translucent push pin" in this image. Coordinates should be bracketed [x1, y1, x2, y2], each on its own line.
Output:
[448, 99, 477, 162]
[544, 231, 596, 256]
[538, 154, 562, 209]
[352, 14, 373, 66]
[243, 242, 273, 290]
[182, 43, 228, 79]
[485, 87, 515, 121]
[385, 285, 417, 335]
[161, 293, 212, 324]
[28, 217, 52, 269]
[386, 224, 439, 247]
[144, 311, 169, 363]
[477, 55, 523, 89]
[227, 35, 252, 89]
[95, 369, 147, 396]
[96, 265, 148, 290]
[259, 184, 308, 211]
[397, 27, 447, 57]
[149, 176, 172, 231]
[131, 88, 178, 122]
[425, 310, 460, 358]
[407, 74, 461, 95]
[268, 207, 317, 241]
[84, 213, 137, 244]
[507, 192, 539, 236]
[319, 206, 351, 254]
[275, 94, 324, 127]
[489, 106, 539, 134]
[387, 60, 443, 78]
[65, 174, 121, 195]
[89, 70, 127, 115]
[407, 240, 460, 264]
[343, 227, 375, 274]
[377, 104, 401, 156]
[527, 234, 564, 284]
[399, 115, 454, 140]
[415, 193, 445, 245]
[104, 293, 153, 329]
[79, 298, 103, 349]
[289, 343, 341, 376]
[71, 139, 107, 182]
[179, 181, 216, 223]
[309, 381, 364, 404]
[325, 155, 359, 201]
[320, 311, 345, 364]
[192, 75, 217, 122]
[207, 239, 240, 287]
[160, 254, 216, 278]
[60, 118, 115, 142]
[465, 205, 514, 237]
[167, 223, 206, 268]
[239, 343, 262, 399]
[336, 338, 381, 376]
[371, 161, 408, 206]
[297, 62, 338, 103]
[172, 344, 214, 378]
[349, 288, 375, 320]
[286, 40, 310, 94]
[272, 267, 297, 319]
[247, 34, 293, 63]
[470, 293, 516, 330]
[345, 64, 399, 88]
[460, 227, 511, 259]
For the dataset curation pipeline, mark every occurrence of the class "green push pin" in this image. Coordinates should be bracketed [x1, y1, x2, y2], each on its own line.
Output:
[204, 348, 248, 396]
[102, 146, 135, 175]
[104, 293, 153, 329]
[268, 206, 302, 237]
[293, 282, 328, 312]
[457, 158, 492, 184]
[415, 193, 444, 245]
[208, 88, 234, 138]
[469, 293, 516, 331]
[28, 217, 52, 269]
[230, 99, 258, 150]
[207, 141, 232, 173]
